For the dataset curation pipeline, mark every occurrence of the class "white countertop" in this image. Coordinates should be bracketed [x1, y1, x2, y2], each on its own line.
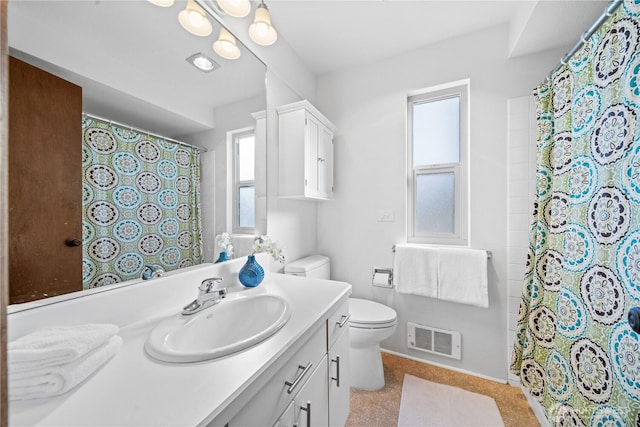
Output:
[8, 260, 351, 426]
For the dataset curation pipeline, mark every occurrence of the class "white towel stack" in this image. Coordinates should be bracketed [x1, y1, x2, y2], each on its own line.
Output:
[8, 324, 122, 401]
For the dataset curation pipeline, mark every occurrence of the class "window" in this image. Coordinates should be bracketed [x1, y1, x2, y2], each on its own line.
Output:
[407, 80, 469, 245]
[231, 128, 255, 233]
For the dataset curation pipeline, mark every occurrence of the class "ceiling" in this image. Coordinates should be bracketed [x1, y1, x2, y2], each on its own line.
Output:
[266, 0, 611, 75]
[7, 0, 612, 137]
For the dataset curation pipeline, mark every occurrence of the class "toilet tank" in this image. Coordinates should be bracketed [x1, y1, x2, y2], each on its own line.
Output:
[284, 255, 330, 279]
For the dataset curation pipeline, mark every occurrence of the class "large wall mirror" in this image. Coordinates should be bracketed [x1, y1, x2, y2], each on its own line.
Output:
[7, 0, 267, 306]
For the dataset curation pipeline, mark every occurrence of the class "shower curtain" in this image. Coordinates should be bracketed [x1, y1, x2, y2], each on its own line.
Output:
[511, 1, 640, 425]
[81, 116, 202, 289]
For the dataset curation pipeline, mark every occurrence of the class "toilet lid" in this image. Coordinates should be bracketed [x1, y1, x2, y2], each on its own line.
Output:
[349, 298, 397, 326]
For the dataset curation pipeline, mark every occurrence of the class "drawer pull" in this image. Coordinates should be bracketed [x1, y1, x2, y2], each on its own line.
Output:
[300, 401, 311, 427]
[336, 314, 351, 328]
[285, 363, 313, 394]
[331, 355, 341, 387]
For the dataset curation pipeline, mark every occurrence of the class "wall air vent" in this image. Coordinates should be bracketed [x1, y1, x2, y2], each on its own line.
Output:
[407, 322, 461, 360]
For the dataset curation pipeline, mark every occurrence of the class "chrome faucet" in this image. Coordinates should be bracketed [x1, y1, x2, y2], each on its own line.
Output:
[141, 264, 165, 280]
[182, 277, 227, 315]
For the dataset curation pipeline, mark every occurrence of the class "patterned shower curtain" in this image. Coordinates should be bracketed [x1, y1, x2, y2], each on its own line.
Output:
[511, 1, 640, 425]
[81, 116, 202, 289]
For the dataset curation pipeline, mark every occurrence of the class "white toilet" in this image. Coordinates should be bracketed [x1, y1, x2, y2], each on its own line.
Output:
[284, 255, 397, 391]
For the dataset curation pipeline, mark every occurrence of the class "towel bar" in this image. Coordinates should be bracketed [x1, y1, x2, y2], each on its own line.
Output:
[391, 245, 492, 260]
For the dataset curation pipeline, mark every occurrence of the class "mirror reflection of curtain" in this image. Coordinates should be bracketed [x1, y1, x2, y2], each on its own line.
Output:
[81, 116, 202, 289]
[511, 2, 640, 425]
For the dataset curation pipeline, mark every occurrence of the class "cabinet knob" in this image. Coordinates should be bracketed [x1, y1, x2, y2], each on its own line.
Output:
[65, 238, 82, 247]
[317, 157, 325, 163]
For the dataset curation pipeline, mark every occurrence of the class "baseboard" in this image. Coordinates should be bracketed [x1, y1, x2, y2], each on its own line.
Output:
[519, 385, 551, 427]
[381, 349, 508, 384]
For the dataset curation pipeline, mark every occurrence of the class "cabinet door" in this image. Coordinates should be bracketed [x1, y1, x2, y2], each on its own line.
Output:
[304, 113, 320, 198]
[317, 126, 334, 199]
[273, 401, 295, 427]
[293, 356, 329, 427]
[328, 327, 350, 427]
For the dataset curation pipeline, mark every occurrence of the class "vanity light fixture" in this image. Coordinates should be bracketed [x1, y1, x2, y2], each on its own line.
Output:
[216, 0, 251, 18]
[248, 0, 277, 46]
[147, 0, 175, 7]
[213, 27, 242, 60]
[186, 52, 221, 72]
[179, 0, 213, 37]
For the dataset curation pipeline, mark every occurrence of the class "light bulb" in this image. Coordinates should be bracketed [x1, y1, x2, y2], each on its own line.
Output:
[178, 0, 213, 37]
[248, 2, 277, 46]
[216, 0, 251, 18]
[148, 0, 174, 6]
[213, 27, 241, 60]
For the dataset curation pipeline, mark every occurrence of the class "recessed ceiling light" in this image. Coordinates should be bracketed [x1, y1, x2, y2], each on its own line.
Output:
[186, 53, 220, 72]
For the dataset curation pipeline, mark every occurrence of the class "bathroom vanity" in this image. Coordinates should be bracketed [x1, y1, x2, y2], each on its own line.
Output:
[7, 255, 352, 426]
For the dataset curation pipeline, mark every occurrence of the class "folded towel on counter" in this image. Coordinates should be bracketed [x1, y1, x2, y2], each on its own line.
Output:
[393, 244, 438, 298]
[8, 323, 119, 373]
[9, 335, 123, 401]
[437, 248, 488, 308]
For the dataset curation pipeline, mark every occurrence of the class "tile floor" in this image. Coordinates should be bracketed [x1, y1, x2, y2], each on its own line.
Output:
[345, 352, 540, 427]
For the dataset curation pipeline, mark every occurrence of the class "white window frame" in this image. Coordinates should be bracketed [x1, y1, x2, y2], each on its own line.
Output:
[228, 126, 256, 235]
[407, 79, 469, 246]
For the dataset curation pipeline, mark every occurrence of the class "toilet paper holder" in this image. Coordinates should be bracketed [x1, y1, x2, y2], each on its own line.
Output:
[372, 267, 394, 288]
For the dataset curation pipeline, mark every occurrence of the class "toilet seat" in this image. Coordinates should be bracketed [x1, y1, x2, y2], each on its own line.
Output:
[349, 298, 397, 329]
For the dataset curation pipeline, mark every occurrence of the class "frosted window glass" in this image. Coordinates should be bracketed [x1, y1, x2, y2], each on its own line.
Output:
[416, 172, 454, 234]
[413, 96, 460, 166]
[238, 135, 255, 181]
[238, 185, 255, 228]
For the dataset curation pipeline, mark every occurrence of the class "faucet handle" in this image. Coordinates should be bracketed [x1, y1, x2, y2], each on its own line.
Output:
[199, 277, 223, 293]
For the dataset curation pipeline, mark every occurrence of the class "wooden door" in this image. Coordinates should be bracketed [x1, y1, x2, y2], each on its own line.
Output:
[9, 57, 82, 303]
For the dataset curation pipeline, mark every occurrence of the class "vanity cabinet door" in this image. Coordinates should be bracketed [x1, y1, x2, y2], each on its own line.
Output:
[328, 325, 350, 427]
[273, 401, 295, 427]
[223, 324, 326, 427]
[293, 356, 329, 427]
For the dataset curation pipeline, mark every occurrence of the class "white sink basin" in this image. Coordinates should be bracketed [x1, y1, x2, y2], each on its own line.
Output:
[145, 293, 291, 363]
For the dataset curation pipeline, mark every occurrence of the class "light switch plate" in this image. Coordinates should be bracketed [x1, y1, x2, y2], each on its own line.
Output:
[377, 209, 394, 222]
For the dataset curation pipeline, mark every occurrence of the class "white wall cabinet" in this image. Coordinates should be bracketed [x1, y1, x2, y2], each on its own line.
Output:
[277, 100, 336, 200]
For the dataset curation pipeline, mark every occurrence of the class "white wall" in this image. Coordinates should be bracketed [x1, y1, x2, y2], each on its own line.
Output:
[507, 95, 537, 385]
[186, 95, 265, 263]
[314, 24, 566, 380]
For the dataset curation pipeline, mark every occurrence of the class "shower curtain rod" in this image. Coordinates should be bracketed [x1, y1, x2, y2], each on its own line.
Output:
[83, 113, 208, 153]
[545, 0, 623, 81]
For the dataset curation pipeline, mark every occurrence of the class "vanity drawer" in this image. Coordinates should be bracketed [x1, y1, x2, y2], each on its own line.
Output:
[327, 299, 350, 350]
[227, 323, 326, 427]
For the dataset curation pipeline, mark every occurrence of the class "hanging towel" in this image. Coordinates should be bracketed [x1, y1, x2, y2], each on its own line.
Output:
[9, 335, 123, 401]
[8, 323, 119, 373]
[231, 234, 256, 258]
[393, 244, 438, 298]
[437, 248, 488, 308]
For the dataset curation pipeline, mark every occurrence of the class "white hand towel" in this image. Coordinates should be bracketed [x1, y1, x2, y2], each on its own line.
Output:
[393, 244, 438, 298]
[437, 248, 488, 308]
[8, 323, 119, 373]
[9, 335, 123, 401]
[231, 234, 256, 258]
